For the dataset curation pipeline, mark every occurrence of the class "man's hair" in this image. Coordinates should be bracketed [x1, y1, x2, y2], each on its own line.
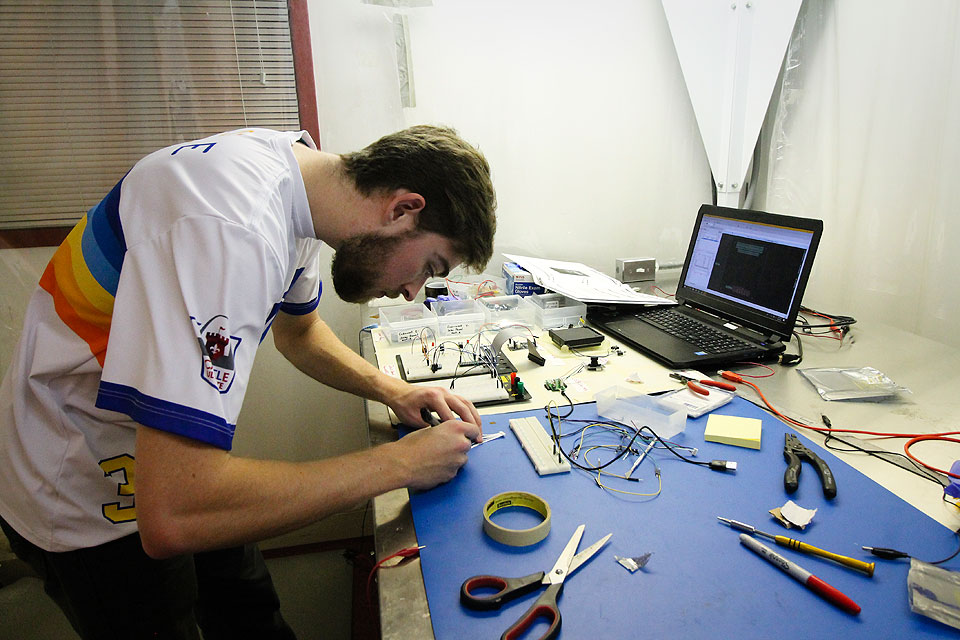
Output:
[340, 125, 497, 271]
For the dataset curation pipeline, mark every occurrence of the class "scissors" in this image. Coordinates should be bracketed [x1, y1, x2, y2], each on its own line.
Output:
[459, 525, 611, 640]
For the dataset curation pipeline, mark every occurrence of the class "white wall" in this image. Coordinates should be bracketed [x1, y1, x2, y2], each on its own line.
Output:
[308, 0, 713, 272]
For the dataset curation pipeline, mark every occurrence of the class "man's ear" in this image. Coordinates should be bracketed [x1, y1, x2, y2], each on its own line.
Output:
[383, 190, 426, 230]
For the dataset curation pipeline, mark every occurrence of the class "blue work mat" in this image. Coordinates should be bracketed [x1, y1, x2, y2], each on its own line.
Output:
[404, 396, 959, 639]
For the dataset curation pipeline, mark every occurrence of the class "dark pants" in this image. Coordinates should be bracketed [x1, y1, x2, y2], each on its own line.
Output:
[0, 516, 296, 640]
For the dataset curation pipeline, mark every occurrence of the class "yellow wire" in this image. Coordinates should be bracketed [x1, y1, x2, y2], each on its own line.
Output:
[546, 403, 662, 497]
[595, 468, 662, 497]
[580, 445, 663, 497]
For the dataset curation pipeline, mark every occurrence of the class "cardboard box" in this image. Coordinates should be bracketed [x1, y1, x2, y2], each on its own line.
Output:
[502, 262, 545, 297]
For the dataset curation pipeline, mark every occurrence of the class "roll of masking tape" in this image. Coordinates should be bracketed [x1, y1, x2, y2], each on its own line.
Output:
[482, 491, 552, 546]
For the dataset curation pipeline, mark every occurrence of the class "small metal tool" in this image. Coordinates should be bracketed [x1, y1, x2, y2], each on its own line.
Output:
[718, 516, 874, 576]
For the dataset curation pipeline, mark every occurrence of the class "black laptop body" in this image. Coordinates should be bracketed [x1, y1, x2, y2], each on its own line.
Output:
[588, 204, 823, 369]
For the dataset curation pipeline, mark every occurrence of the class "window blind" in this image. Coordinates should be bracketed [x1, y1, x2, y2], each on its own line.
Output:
[0, 0, 302, 230]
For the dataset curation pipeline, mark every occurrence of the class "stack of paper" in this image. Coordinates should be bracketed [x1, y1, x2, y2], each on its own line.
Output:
[503, 254, 674, 305]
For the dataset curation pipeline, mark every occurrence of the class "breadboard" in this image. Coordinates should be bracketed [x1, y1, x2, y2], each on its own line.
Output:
[414, 376, 510, 404]
[397, 351, 515, 382]
[509, 417, 570, 475]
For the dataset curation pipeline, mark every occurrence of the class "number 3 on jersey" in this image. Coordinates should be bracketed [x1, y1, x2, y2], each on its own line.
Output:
[100, 454, 137, 524]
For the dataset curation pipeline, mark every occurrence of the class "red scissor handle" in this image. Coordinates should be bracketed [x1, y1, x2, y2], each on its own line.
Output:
[501, 583, 563, 640]
[460, 571, 544, 611]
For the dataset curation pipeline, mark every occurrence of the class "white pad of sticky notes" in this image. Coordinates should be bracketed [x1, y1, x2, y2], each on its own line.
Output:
[704, 414, 762, 449]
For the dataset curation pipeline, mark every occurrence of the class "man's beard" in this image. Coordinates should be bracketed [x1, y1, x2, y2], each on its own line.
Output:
[331, 230, 412, 303]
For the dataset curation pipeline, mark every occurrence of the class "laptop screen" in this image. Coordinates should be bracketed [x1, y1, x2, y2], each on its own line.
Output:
[677, 205, 822, 339]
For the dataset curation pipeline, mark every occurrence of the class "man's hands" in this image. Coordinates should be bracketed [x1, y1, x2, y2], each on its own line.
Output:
[383, 382, 483, 490]
[390, 419, 482, 491]
[388, 382, 482, 433]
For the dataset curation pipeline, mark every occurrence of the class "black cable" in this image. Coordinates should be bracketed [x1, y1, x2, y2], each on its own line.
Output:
[863, 527, 960, 565]
[796, 306, 857, 332]
[557, 390, 576, 419]
[543, 407, 641, 473]
[821, 431, 947, 488]
[779, 331, 804, 366]
[799, 305, 857, 322]
[615, 423, 734, 472]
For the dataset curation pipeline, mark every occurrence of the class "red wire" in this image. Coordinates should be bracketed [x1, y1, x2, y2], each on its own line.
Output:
[801, 310, 844, 338]
[802, 332, 843, 341]
[652, 285, 674, 298]
[718, 370, 960, 479]
[732, 362, 776, 378]
[366, 546, 424, 607]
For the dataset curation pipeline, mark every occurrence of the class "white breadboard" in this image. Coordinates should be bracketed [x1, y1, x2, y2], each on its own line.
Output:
[509, 416, 570, 475]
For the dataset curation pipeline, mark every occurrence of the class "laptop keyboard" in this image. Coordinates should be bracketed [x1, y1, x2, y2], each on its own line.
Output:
[640, 308, 752, 354]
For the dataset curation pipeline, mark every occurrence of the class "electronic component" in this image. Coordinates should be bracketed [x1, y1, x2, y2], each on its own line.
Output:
[548, 326, 604, 350]
[615, 257, 656, 283]
[509, 416, 570, 475]
[396, 350, 516, 383]
[544, 378, 567, 392]
[526, 340, 546, 366]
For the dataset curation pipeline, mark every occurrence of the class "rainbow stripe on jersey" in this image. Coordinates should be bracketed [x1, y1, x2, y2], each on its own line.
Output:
[39, 179, 126, 367]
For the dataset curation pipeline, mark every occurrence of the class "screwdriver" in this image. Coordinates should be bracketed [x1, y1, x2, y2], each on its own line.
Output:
[718, 516, 875, 577]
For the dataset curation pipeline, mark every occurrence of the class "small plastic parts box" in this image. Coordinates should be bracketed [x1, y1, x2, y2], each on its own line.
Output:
[595, 385, 687, 439]
[523, 293, 587, 330]
[477, 294, 534, 327]
[444, 274, 505, 299]
[433, 298, 484, 338]
[379, 302, 439, 344]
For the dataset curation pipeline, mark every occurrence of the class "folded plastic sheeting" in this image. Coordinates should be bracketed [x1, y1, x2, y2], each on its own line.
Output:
[909, 558, 960, 630]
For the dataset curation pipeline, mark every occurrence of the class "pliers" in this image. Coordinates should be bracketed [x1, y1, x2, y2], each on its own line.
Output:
[669, 373, 737, 396]
[784, 433, 837, 499]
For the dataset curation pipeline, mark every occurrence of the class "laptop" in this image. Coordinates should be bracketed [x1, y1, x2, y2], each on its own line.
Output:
[588, 204, 823, 369]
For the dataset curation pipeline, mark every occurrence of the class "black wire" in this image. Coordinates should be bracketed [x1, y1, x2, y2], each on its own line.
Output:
[799, 304, 857, 320]
[557, 391, 575, 418]
[927, 529, 960, 565]
[638, 425, 712, 468]
[867, 527, 960, 565]
[779, 331, 804, 366]
[797, 306, 857, 329]
[742, 397, 952, 489]
[822, 432, 947, 487]
[543, 407, 641, 472]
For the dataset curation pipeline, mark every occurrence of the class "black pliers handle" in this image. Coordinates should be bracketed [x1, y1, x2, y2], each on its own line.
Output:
[783, 433, 837, 500]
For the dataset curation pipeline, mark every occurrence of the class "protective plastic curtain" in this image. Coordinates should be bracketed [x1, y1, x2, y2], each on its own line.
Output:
[764, 0, 960, 347]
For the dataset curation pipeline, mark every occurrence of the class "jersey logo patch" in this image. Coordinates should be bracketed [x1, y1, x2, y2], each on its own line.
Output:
[193, 315, 242, 393]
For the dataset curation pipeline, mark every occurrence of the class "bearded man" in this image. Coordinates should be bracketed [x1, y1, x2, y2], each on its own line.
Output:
[0, 125, 497, 639]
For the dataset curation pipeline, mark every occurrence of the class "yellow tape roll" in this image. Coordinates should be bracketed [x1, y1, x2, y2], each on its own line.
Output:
[482, 491, 552, 547]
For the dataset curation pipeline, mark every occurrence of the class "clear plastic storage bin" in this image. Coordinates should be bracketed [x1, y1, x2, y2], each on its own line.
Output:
[477, 294, 534, 327]
[523, 293, 587, 330]
[444, 274, 505, 299]
[595, 385, 687, 439]
[433, 299, 484, 338]
[379, 303, 439, 344]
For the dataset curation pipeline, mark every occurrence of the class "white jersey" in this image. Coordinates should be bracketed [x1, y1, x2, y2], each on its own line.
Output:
[0, 129, 322, 552]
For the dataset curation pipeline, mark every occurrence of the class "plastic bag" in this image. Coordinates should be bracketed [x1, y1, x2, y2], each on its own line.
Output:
[909, 558, 960, 630]
[797, 366, 910, 401]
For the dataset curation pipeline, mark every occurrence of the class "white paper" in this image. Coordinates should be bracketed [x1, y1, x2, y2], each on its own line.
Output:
[503, 254, 674, 305]
[780, 500, 817, 528]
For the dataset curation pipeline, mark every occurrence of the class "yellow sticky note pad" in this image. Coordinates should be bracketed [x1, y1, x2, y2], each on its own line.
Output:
[704, 414, 762, 450]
